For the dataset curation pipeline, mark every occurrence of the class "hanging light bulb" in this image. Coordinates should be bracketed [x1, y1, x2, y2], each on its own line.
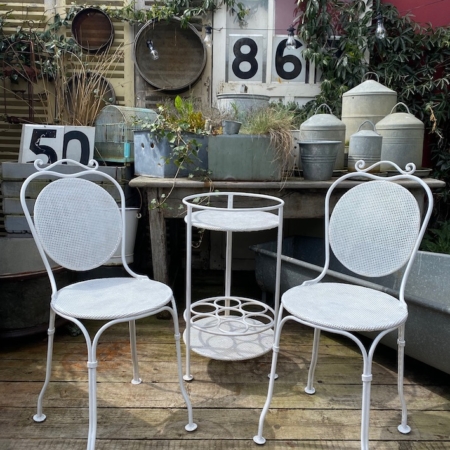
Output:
[375, 13, 387, 39]
[204, 26, 213, 48]
[146, 40, 159, 60]
[286, 26, 297, 51]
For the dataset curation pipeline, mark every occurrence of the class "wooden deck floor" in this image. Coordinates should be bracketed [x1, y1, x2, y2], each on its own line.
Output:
[1, 308, 450, 450]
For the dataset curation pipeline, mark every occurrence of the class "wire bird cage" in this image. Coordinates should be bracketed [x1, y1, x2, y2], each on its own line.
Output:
[94, 105, 157, 163]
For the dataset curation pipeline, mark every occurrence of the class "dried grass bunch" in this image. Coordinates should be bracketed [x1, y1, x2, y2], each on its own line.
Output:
[47, 44, 123, 126]
[0, 40, 123, 126]
[240, 104, 296, 173]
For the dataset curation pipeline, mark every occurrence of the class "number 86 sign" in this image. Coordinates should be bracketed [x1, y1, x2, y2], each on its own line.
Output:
[228, 35, 306, 83]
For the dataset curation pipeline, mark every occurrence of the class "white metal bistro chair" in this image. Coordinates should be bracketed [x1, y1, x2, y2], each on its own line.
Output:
[20, 159, 197, 450]
[253, 161, 434, 449]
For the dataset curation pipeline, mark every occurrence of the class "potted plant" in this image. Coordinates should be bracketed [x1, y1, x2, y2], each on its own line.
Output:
[208, 102, 297, 181]
[220, 102, 242, 135]
[134, 95, 210, 179]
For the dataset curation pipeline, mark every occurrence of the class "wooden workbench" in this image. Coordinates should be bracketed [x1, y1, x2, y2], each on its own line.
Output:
[129, 176, 445, 284]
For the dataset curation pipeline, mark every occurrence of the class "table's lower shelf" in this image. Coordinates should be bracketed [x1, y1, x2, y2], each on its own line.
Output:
[183, 317, 274, 361]
[184, 296, 276, 360]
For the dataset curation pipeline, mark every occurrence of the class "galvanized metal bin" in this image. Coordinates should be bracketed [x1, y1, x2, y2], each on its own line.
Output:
[134, 131, 208, 178]
[347, 120, 382, 172]
[208, 135, 282, 181]
[251, 236, 450, 375]
[377, 102, 424, 172]
[94, 106, 157, 163]
[341, 73, 397, 144]
[299, 104, 346, 170]
[216, 93, 270, 120]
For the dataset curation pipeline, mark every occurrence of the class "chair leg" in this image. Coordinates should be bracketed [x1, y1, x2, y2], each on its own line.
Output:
[168, 302, 197, 432]
[86, 354, 98, 450]
[33, 311, 56, 423]
[184, 320, 193, 382]
[253, 315, 285, 445]
[305, 328, 321, 395]
[360, 356, 373, 450]
[129, 320, 142, 385]
[397, 325, 411, 434]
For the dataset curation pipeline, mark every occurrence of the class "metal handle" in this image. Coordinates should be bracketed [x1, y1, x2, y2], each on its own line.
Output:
[314, 103, 333, 115]
[390, 102, 410, 114]
[362, 72, 379, 82]
[357, 120, 376, 132]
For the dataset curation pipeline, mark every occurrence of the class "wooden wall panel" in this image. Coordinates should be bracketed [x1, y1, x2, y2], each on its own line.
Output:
[0, 0, 133, 235]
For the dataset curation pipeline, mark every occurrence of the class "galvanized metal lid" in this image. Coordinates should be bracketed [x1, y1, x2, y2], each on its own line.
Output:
[300, 104, 345, 131]
[376, 103, 424, 130]
[342, 73, 396, 97]
[216, 94, 270, 101]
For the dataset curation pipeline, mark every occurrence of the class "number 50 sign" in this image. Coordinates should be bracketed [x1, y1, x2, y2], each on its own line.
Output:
[18, 124, 95, 165]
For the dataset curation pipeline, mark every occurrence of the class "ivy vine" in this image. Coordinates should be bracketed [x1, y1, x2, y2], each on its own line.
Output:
[294, 0, 450, 225]
[0, 0, 249, 82]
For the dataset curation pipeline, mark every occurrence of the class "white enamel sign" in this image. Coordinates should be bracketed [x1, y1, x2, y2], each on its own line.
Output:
[19, 125, 95, 165]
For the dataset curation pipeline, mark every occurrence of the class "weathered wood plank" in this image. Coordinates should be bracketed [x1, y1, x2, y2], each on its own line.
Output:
[0, 359, 409, 386]
[0, 358, 403, 385]
[2, 380, 448, 411]
[2, 310, 449, 449]
[2, 439, 450, 449]
[1, 407, 450, 441]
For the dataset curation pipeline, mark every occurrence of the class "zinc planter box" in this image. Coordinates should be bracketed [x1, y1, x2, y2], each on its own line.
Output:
[208, 135, 282, 181]
[134, 131, 208, 178]
[251, 236, 450, 375]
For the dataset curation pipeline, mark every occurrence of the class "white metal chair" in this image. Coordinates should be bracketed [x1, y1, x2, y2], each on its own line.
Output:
[254, 161, 434, 449]
[20, 159, 197, 450]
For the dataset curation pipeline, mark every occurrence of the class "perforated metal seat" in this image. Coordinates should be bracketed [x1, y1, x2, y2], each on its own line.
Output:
[283, 283, 408, 332]
[254, 161, 434, 450]
[20, 159, 196, 450]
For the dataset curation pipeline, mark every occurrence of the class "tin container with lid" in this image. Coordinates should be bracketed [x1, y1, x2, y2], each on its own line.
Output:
[348, 120, 382, 172]
[376, 102, 424, 172]
[299, 104, 346, 170]
[342, 72, 397, 143]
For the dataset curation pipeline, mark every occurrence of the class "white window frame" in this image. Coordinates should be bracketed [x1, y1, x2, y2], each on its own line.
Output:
[211, 0, 320, 106]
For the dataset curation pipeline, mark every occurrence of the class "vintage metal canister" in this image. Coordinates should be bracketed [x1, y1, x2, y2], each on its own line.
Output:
[348, 120, 383, 172]
[300, 104, 346, 170]
[341, 73, 397, 144]
[376, 102, 424, 172]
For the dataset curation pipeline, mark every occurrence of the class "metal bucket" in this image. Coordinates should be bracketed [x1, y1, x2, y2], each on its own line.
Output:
[299, 140, 341, 181]
[348, 120, 382, 172]
[216, 93, 270, 120]
[342, 72, 397, 143]
[299, 104, 346, 170]
[376, 102, 424, 172]
[222, 120, 242, 135]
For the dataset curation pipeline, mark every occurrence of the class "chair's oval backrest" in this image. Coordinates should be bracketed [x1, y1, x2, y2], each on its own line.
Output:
[33, 178, 122, 271]
[329, 180, 421, 277]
